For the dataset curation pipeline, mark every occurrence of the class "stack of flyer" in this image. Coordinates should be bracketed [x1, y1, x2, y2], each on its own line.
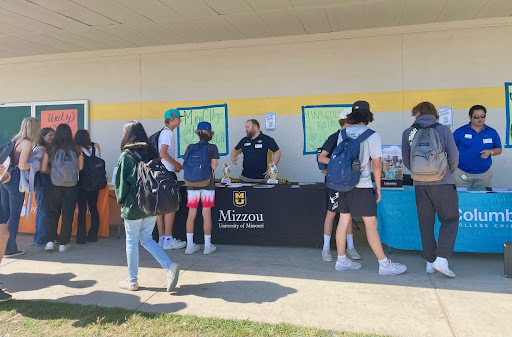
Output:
[381, 145, 403, 188]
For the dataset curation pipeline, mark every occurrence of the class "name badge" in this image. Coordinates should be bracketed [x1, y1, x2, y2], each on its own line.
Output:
[255, 144, 263, 149]
[483, 138, 492, 144]
[464, 134, 472, 139]
[244, 142, 251, 147]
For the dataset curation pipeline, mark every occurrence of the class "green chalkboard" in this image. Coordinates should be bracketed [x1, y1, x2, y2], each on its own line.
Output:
[0, 105, 32, 145]
[302, 104, 351, 154]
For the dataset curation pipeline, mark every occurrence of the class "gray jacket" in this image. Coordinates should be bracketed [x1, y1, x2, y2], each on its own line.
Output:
[401, 115, 459, 185]
[19, 149, 43, 219]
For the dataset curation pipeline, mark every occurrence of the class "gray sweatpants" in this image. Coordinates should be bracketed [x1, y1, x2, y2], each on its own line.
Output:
[414, 184, 459, 263]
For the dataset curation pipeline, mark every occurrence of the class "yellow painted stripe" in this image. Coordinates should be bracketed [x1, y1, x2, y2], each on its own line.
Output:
[90, 86, 505, 121]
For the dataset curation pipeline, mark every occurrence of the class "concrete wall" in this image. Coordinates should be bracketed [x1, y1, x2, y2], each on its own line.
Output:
[1, 18, 511, 186]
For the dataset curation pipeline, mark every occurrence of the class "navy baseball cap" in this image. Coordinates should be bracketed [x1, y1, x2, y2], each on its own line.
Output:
[352, 100, 371, 112]
[197, 121, 212, 131]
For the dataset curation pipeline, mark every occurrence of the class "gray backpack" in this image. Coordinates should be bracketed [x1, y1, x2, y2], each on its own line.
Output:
[51, 149, 79, 187]
[410, 123, 447, 182]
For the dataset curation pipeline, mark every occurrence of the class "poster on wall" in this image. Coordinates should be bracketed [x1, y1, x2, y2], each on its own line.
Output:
[177, 104, 228, 158]
[505, 82, 512, 148]
[381, 145, 403, 188]
[34, 100, 88, 135]
[302, 104, 351, 154]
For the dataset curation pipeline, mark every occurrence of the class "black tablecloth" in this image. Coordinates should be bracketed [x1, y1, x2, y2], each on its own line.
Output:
[171, 183, 327, 247]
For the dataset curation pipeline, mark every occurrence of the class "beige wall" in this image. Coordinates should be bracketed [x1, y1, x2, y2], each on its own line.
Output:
[1, 18, 511, 186]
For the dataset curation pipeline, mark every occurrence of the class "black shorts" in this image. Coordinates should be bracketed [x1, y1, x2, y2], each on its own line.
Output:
[328, 188, 377, 217]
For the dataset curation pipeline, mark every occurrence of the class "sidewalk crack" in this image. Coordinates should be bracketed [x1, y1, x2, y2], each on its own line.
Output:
[429, 275, 457, 337]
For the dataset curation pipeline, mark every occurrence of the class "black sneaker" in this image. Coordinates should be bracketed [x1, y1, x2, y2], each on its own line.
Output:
[4, 250, 25, 257]
[0, 289, 12, 302]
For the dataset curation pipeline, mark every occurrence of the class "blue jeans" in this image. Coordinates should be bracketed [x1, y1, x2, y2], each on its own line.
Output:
[0, 168, 26, 253]
[34, 173, 51, 245]
[124, 216, 172, 283]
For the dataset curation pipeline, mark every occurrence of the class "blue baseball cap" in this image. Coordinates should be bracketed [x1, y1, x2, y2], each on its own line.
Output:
[164, 109, 181, 119]
[197, 121, 212, 131]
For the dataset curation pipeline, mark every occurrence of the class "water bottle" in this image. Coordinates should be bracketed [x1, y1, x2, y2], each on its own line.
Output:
[351, 158, 360, 171]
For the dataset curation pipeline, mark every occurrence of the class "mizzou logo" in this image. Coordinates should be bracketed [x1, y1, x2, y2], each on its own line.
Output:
[233, 191, 247, 207]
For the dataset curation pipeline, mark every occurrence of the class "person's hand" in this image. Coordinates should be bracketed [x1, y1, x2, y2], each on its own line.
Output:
[0, 164, 5, 178]
[231, 156, 238, 165]
[264, 170, 270, 179]
[375, 189, 381, 203]
[1, 171, 11, 184]
[480, 149, 492, 159]
[175, 162, 183, 173]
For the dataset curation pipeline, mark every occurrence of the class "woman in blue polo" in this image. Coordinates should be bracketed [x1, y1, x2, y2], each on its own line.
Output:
[452, 105, 502, 189]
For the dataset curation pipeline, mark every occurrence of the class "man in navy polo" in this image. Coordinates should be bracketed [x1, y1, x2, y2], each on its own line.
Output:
[453, 105, 502, 189]
[231, 119, 281, 182]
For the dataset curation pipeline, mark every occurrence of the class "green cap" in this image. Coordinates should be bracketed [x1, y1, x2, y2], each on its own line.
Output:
[164, 109, 181, 119]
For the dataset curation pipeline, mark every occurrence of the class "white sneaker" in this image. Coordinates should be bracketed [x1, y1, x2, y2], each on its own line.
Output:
[45, 241, 56, 251]
[203, 244, 216, 255]
[378, 260, 407, 275]
[166, 262, 180, 292]
[322, 250, 333, 262]
[347, 248, 361, 260]
[335, 258, 362, 271]
[185, 243, 201, 255]
[163, 239, 186, 250]
[119, 279, 139, 291]
[432, 257, 455, 278]
[58, 244, 70, 253]
[426, 261, 435, 274]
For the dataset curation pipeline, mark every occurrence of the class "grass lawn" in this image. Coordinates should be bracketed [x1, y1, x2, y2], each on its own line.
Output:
[0, 300, 383, 337]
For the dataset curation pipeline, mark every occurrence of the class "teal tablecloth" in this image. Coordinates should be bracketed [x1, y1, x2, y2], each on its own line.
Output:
[377, 186, 512, 253]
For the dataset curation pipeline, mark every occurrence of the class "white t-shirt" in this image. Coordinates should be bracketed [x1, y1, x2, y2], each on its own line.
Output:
[337, 125, 382, 188]
[158, 127, 176, 172]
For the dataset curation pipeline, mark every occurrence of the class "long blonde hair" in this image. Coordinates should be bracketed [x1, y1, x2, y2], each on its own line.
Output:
[12, 117, 41, 144]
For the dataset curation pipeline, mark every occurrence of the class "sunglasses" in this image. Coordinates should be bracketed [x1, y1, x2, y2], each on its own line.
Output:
[472, 114, 486, 119]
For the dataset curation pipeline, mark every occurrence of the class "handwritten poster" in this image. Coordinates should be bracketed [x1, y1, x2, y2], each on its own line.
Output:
[41, 109, 78, 135]
[177, 104, 228, 157]
[302, 104, 351, 154]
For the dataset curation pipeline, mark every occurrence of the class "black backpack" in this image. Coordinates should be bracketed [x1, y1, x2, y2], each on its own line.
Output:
[0, 141, 15, 171]
[149, 128, 164, 154]
[80, 144, 107, 192]
[129, 150, 180, 216]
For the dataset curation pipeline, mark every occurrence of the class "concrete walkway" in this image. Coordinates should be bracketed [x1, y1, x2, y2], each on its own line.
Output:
[1, 230, 510, 337]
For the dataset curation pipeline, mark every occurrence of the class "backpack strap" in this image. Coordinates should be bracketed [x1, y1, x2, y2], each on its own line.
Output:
[340, 128, 348, 141]
[354, 129, 375, 144]
[91, 143, 96, 157]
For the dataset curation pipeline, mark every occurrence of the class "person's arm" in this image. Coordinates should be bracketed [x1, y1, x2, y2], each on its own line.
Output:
[0, 165, 10, 183]
[210, 145, 219, 171]
[115, 153, 135, 205]
[160, 144, 183, 172]
[94, 142, 102, 158]
[17, 140, 33, 170]
[210, 159, 218, 170]
[231, 148, 241, 165]
[318, 150, 330, 164]
[444, 128, 459, 173]
[41, 152, 50, 173]
[372, 157, 382, 203]
[271, 150, 281, 165]
[77, 153, 84, 171]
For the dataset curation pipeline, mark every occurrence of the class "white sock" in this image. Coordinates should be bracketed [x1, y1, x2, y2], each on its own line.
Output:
[164, 236, 173, 245]
[323, 234, 331, 251]
[378, 257, 389, 266]
[186, 233, 194, 250]
[204, 235, 211, 249]
[337, 255, 347, 262]
[158, 236, 165, 245]
[346, 234, 354, 250]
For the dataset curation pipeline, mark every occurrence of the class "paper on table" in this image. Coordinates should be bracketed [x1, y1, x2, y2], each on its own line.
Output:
[0, 157, 10, 181]
[226, 183, 243, 188]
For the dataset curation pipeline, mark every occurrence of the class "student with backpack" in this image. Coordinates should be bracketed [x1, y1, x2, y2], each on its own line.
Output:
[41, 124, 83, 253]
[183, 122, 219, 255]
[0, 164, 13, 301]
[115, 120, 180, 292]
[74, 130, 106, 244]
[33, 127, 55, 247]
[0, 117, 41, 257]
[328, 101, 407, 275]
[318, 107, 360, 262]
[154, 109, 186, 250]
[402, 102, 459, 277]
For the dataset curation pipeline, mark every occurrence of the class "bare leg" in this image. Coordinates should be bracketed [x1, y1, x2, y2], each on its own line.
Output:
[202, 207, 212, 235]
[323, 210, 335, 236]
[164, 212, 175, 237]
[0, 223, 9, 263]
[362, 216, 385, 260]
[186, 208, 197, 233]
[335, 213, 352, 256]
[156, 215, 164, 237]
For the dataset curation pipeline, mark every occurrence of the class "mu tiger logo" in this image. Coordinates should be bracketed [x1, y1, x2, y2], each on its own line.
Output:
[233, 191, 247, 207]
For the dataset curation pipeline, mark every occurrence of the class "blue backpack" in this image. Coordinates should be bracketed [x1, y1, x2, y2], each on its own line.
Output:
[183, 143, 211, 187]
[326, 128, 375, 192]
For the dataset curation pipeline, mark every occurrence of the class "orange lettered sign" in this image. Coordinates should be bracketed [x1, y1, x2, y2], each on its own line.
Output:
[41, 109, 78, 135]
